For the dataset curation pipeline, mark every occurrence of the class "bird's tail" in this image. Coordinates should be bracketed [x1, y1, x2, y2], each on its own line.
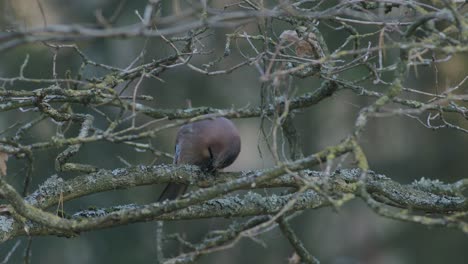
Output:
[158, 183, 188, 201]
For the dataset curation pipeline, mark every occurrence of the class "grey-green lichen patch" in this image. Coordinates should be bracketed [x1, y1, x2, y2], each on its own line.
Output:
[243, 191, 263, 203]
[85, 175, 97, 184]
[412, 177, 460, 196]
[24, 192, 40, 206]
[0, 216, 14, 232]
[260, 193, 283, 210]
[302, 169, 323, 178]
[39, 175, 65, 193]
[73, 208, 108, 219]
[336, 168, 362, 181]
[111, 168, 128, 177]
[414, 177, 443, 186]
[204, 195, 243, 218]
[137, 164, 149, 172]
[26, 174, 67, 205]
[72, 204, 138, 219]
[244, 191, 279, 211]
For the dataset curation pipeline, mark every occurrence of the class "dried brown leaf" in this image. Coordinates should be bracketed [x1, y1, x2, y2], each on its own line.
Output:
[295, 39, 314, 58]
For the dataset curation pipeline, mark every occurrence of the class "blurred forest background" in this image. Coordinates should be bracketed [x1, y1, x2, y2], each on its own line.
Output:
[0, 0, 467, 263]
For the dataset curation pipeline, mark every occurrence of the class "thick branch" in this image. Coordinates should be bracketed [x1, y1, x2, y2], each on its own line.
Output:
[0, 141, 352, 235]
[0, 164, 466, 242]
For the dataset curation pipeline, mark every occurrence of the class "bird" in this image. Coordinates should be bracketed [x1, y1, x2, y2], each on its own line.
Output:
[158, 117, 241, 201]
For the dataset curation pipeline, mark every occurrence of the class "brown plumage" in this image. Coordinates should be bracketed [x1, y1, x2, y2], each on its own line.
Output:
[158, 117, 241, 201]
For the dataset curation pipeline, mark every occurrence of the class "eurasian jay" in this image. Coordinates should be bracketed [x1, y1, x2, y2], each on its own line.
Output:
[158, 117, 241, 201]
